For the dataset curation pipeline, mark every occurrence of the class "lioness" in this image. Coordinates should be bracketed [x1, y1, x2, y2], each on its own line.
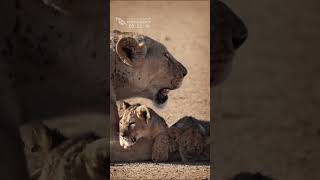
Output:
[114, 1, 248, 161]
[118, 102, 210, 163]
[111, 0, 248, 163]
[212, 0, 248, 86]
[109, 30, 188, 161]
[21, 123, 106, 180]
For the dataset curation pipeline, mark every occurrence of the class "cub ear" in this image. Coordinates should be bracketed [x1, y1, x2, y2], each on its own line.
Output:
[31, 123, 67, 153]
[119, 101, 131, 111]
[136, 105, 151, 124]
[118, 101, 131, 118]
[116, 36, 147, 67]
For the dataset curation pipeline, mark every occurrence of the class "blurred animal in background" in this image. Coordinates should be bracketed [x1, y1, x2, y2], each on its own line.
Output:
[212, 0, 248, 86]
[21, 123, 107, 180]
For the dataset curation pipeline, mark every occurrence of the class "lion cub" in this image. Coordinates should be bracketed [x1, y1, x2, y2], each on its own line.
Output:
[21, 123, 106, 180]
[118, 102, 210, 162]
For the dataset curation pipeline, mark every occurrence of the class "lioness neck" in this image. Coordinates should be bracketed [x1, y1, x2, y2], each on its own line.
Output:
[110, 49, 140, 100]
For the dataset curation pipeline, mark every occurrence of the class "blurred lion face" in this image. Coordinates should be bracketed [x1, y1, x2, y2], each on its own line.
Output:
[212, 1, 248, 86]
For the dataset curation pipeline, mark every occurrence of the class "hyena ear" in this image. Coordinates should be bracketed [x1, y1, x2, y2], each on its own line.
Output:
[136, 105, 151, 124]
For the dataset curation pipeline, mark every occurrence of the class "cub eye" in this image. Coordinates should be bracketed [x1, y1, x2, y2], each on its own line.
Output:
[129, 122, 136, 127]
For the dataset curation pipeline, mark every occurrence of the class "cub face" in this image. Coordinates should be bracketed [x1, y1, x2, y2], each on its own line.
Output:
[118, 102, 153, 149]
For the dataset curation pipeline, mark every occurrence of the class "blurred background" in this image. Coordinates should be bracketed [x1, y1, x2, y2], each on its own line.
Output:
[214, 0, 320, 179]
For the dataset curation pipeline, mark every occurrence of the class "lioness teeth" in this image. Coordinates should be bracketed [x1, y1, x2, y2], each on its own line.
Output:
[156, 88, 170, 104]
[161, 88, 170, 95]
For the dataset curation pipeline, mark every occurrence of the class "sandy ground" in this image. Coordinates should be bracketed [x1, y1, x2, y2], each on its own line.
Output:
[110, 0, 210, 179]
[111, 162, 210, 180]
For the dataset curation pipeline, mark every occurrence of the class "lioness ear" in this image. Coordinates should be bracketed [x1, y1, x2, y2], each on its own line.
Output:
[136, 105, 151, 124]
[116, 36, 147, 67]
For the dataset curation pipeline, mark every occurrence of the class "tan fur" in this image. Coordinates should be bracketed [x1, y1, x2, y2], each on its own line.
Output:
[21, 123, 106, 180]
[111, 0, 248, 162]
[110, 30, 187, 162]
[0, 0, 188, 177]
[118, 103, 168, 149]
[154, 116, 210, 163]
[109, 30, 188, 132]
[110, 30, 187, 104]
[118, 102, 210, 163]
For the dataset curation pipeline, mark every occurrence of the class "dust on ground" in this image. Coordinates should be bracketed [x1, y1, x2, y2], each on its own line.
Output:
[110, 0, 210, 179]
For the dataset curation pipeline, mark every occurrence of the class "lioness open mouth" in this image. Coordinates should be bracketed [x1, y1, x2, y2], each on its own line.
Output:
[155, 88, 170, 104]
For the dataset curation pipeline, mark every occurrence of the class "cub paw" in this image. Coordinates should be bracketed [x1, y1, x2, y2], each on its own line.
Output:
[179, 128, 205, 162]
[152, 133, 170, 162]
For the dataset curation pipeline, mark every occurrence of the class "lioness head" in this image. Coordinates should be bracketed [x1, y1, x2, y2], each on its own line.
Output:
[118, 102, 167, 149]
[212, 1, 248, 86]
[111, 30, 188, 105]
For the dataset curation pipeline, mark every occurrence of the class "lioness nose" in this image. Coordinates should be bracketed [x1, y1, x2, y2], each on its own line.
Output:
[232, 31, 247, 50]
[232, 15, 248, 49]
[181, 65, 188, 77]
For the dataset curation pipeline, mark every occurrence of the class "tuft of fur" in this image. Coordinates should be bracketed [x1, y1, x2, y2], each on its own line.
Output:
[23, 123, 106, 180]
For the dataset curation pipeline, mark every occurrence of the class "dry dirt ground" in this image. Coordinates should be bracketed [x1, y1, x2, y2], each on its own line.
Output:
[110, 0, 210, 179]
[111, 162, 210, 180]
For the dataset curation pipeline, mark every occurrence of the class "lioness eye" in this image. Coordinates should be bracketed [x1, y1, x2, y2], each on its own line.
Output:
[164, 52, 170, 59]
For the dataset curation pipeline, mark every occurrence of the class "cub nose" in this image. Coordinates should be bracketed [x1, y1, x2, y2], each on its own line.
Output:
[120, 132, 127, 137]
